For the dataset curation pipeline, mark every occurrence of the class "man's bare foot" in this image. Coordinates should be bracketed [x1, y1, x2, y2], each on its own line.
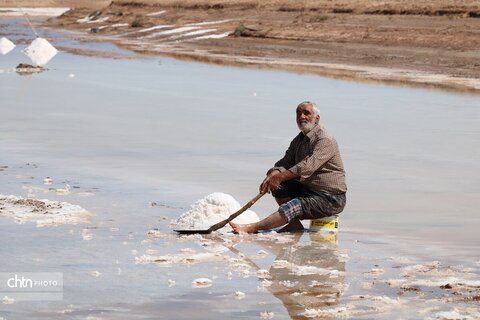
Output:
[229, 221, 258, 234]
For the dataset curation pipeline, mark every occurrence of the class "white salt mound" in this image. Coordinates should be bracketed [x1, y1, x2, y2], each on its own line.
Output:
[175, 192, 260, 232]
[22, 37, 58, 66]
[0, 37, 15, 55]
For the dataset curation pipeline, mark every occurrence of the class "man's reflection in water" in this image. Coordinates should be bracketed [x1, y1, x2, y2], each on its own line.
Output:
[251, 232, 345, 320]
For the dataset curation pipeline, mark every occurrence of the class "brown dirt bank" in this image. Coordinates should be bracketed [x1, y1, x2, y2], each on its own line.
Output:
[10, 0, 480, 91]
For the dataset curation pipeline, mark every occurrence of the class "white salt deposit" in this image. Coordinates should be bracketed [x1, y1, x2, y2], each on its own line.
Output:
[0, 8, 69, 17]
[430, 310, 474, 320]
[135, 252, 227, 266]
[2, 296, 15, 305]
[261, 279, 272, 287]
[260, 311, 275, 319]
[364, 268, 385, 276]
[144, 26, 202, 38]
[82, 229, 93, 241]
[111, 23, 129, 28]
[0, 37, 15, 55]
[272, 260, 291, 269]
[175, 192, 259, 232]
[169, 29, 217, 40]
[22, 38, 58, 66]
[303, 306, 349, 318]
[290, 265, 335, 276]
[145, 10, 166, 17]
[257, 250, 268, 256]
[86, 17, 109, 24]
[193, 32, 231, 40]
[234, 291, 245, 299]
[280, 280, 298, 288]
[186, 20, 231, 26]
[192, 278, 212, 288]
[256, 269, 270, 278]
[89, 271, 101, 277]
[0, 194, 92, 227]
[139, 25, 173, 33]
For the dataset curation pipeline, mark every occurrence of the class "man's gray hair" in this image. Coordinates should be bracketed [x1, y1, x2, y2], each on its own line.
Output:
[297, 101, 320, 117]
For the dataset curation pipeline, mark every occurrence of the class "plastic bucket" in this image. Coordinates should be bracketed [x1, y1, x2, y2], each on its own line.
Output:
[309, 215, 339, 232]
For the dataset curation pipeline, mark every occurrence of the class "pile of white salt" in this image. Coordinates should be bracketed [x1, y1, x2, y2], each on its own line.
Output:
[175, 192, 259, 232]
[22, 37, 58, 66]
[0, 37, 15, 55]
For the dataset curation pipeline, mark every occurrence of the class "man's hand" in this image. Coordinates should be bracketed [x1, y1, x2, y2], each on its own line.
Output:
[260, 170, 282, 193]
[260, 169, 300, 193]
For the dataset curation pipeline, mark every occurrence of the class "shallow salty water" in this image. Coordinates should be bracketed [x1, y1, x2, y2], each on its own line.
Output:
[1, 19, 480, 319]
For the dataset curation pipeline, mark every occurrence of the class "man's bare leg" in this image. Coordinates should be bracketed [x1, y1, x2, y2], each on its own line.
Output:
[230, 211, 288, 234]
[273, 197, 304, 232]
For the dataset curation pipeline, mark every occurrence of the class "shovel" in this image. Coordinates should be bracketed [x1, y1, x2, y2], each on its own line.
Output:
[174, 191, 265, 234]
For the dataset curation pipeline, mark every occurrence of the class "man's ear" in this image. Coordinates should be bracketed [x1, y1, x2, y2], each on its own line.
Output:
[315, 115, 320, 124]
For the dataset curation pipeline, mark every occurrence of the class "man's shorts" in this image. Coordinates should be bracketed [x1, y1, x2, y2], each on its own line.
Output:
[271, 180, 346, 223]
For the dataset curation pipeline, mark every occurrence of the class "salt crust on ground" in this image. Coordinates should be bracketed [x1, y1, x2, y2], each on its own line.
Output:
[0, 194, 92, 227]
[174, 192, 259, 232]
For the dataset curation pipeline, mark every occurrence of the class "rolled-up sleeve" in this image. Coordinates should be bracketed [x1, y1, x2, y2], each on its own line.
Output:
[288, 137, 335, 180]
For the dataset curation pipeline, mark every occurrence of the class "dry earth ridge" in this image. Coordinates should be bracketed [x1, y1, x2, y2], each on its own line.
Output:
[3, 0, 480, 92]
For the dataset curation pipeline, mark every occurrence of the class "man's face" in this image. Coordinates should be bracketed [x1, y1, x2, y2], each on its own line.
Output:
[296, 104, 320, 134]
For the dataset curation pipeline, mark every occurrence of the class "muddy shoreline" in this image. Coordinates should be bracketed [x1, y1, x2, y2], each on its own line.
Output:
[2, 0, 480, 92]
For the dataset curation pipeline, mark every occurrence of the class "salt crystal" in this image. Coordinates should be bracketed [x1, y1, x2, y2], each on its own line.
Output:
[434, 310, 469, 320]
[22, 37, 58, 66]
[89, 271, 101, 277]
[280, 280, 298, 288]
[0, 37, 15, 55]
[81, 229, 93, 241]
[256, 269, 270, 278]
[2, 296, 15, 304]
[260, 311, 275, 319]
[192, 278, 212, 288]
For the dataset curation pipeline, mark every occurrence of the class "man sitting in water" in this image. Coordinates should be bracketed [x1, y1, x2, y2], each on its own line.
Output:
[230, 101, 347, 233]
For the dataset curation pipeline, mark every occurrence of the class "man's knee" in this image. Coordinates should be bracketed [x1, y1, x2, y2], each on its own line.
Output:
[271, 180, 303, 199]
[275, 197, 291, 206]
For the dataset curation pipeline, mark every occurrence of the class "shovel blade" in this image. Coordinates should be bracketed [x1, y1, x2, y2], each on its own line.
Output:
[174, 229, 212, 234]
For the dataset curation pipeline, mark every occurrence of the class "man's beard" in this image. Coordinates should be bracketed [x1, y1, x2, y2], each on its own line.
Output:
[298, 121, 316, 134]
